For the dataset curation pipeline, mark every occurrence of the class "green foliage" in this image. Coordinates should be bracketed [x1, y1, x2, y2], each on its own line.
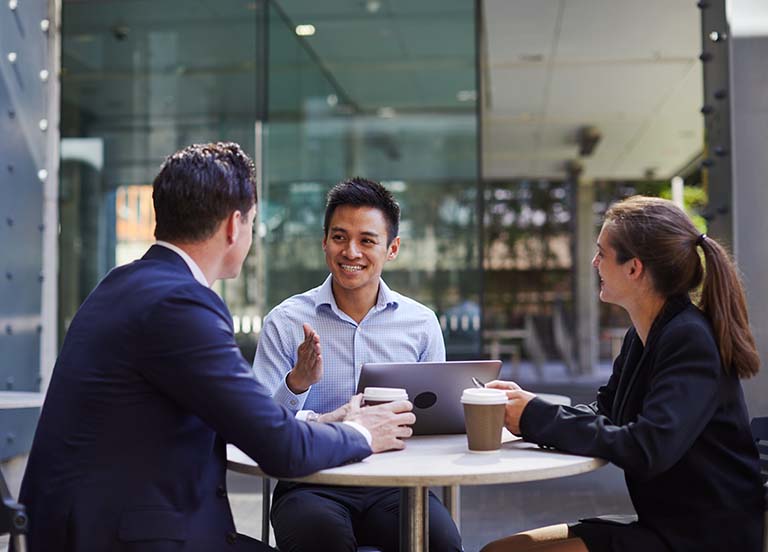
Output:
[659, 186, 708, 233]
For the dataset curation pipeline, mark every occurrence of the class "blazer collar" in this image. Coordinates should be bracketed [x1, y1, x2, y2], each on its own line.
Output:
[141, 244, 195, 279]
[614, 294, 692, 422]
[646, 294, 691, 344]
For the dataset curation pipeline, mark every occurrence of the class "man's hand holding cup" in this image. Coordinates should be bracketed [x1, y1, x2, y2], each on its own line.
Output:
[344, 393, 415, 453]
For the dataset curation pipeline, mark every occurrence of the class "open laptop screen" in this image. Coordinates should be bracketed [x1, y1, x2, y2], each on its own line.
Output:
[356, 360, 502, 435]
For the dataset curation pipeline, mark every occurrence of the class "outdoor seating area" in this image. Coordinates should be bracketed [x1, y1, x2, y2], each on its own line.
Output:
[2, 0, 768, 550]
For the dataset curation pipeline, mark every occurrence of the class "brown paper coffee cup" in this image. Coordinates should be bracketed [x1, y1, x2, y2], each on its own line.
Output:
[461, 388, 507, 452]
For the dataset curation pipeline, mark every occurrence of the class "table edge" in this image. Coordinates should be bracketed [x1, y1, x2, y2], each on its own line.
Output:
[226, 453, 607, 487]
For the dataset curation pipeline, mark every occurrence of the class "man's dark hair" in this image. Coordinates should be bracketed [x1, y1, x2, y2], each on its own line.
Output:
[323, 177, 400, 244]
[153, 142, 257, 243]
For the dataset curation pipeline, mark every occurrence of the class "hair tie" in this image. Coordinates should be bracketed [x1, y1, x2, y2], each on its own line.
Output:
[696, 233, 708, 247]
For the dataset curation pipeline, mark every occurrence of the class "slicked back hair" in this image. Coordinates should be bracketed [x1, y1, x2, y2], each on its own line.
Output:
[323, 177, 400, 245]
[153, 142, 256, 243]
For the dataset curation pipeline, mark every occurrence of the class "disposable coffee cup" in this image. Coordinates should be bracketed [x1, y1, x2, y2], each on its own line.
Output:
[363, 387, 408, 406]
[461, 388, 508, 453]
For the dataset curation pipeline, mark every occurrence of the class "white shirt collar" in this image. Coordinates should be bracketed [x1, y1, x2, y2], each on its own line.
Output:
[154, 241, 210, 287]
[313, 275, 398, 316]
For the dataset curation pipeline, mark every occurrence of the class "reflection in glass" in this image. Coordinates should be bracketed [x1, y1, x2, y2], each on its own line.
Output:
[59, 0, 266, 347]
[262, 2, 479, 359]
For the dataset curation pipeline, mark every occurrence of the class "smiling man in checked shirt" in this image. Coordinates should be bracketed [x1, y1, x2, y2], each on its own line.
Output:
[252, 177, 462, 552]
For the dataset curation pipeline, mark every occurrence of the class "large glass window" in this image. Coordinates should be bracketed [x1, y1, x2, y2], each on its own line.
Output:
[261, 1, 480, 358]
[60, 0, 479, 360]
[60, 0, 267, 342]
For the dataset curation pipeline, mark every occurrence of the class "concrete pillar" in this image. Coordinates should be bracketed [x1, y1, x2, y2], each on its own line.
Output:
[727, 0, 768, 416]
[573, 177, 598, 376]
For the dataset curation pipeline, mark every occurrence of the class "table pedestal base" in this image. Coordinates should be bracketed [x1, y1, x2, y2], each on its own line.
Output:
[400, 487, 429, 551]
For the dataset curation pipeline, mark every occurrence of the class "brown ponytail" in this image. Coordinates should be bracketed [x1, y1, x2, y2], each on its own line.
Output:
[698, 236, 760, 378]
[605, 196, 759, 378]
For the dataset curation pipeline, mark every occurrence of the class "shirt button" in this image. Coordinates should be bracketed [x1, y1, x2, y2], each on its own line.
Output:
[217, 485, 227, 498]
[226, 532, 237, 545]
[290, 399, 298, 406]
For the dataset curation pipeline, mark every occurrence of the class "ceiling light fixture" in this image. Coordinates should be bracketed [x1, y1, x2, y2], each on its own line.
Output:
[377, 107, 396, 118]
[295, 24, 315, 37]
[564, 160, 583, 179]
[577, 125, 601, 157]
[456, 90, 477, 102]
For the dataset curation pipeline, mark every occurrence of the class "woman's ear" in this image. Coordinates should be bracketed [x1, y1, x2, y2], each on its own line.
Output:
[627, 257, 644, 280]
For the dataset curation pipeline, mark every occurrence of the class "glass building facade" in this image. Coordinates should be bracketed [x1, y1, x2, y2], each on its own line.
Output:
[58, 0, 705, 387]
[60, 0, 484, 362]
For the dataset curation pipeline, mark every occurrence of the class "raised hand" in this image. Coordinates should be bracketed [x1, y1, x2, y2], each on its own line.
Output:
[286, 323, 323, 394]
[343, 395, 416, 453]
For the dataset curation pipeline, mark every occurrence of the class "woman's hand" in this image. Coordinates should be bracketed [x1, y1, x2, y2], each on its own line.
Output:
[486, 380, 537, 435]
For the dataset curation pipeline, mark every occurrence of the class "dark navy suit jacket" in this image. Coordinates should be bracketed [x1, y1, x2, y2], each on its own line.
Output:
[19, 245, 371, 551]
[521, 295, 764, 552]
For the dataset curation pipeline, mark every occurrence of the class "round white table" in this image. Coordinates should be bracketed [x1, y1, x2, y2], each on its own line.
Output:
[227, 433, 605, 552]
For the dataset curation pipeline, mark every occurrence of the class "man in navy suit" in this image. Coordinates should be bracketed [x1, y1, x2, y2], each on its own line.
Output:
[18, 142, 415, 551]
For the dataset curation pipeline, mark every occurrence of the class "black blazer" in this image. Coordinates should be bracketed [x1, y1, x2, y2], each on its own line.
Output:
[521, 295, 764, 551]
[19, 246, 371, 551]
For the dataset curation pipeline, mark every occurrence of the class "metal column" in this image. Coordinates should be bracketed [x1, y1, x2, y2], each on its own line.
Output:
[400, 486, 429, 552]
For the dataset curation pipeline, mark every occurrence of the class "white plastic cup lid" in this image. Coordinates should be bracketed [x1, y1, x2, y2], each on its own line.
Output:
[460, 388, 508, 405]
[363, 387, 408, 401]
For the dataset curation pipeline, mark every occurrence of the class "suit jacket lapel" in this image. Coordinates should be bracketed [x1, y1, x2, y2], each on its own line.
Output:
[612, 332, 643, 422]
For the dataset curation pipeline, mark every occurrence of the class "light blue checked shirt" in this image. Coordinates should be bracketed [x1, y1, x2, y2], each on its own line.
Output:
[253, 275, 446, 415]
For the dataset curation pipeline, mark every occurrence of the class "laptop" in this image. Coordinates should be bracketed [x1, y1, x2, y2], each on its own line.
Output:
[356, 360, 502, 435]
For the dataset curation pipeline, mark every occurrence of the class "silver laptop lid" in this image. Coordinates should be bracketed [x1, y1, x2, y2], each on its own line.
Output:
[356, 360, 502, 435]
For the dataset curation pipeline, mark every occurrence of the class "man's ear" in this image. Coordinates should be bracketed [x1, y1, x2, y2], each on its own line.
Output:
[387, 236, 401, 261]
[226, 210, 242, 245]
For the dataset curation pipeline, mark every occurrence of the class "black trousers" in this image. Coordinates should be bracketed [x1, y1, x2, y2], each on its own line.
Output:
[569, 515, 671, 552]
[271, 482, 463, 552]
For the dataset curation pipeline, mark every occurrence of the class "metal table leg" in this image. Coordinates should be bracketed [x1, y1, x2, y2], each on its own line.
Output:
[442, 485, 461, 531]
[400, 486, 429, 551]
[261, 477, 272, 543]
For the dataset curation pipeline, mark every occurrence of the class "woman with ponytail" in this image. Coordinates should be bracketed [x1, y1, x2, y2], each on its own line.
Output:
[482, 196, 764, 552]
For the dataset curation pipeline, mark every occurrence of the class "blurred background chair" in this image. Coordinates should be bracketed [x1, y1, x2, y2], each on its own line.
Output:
[749, 417, 768, 552]
[0, 468, 28, 552]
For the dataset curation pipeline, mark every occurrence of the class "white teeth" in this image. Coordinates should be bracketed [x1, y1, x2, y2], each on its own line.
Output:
[341, 264, 363, 272]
